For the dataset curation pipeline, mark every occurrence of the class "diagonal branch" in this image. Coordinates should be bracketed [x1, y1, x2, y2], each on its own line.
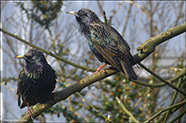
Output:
[163, 77, 183, 122]
[134, 21, 186, 64]
[15, 67, 186, 122]
[169, 109, 186, 123]
[144, 99, 186, 123]
[1, 22, 186, 122]
[121, 68, 186, 87]
[122, 1, 133, 37]
[16, 69, 117, 122]
[116, 97, 139, 123]
[1, 22, 185, 71]
[77, 92, 109, 121]
[0, 28, 96, 72]
[138, 63, 186, 96]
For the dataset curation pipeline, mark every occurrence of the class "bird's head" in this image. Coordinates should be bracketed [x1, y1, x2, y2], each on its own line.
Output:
[66, 8, 100, 27]
[15, 49, 47, 70]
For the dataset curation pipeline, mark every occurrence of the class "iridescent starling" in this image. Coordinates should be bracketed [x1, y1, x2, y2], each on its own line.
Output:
[67, 8, 137, 80]
[15, 49, 56, 119]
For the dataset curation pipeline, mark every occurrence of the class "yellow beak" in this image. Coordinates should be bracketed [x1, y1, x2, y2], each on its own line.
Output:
[66, 11, 79, 17]
[15, 55, 24, 59]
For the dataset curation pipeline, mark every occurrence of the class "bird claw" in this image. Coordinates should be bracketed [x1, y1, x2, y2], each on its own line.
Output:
[28, 108, 34, 120]
[27, 102, 34, 120]
[92, 68, 105, 74]
[92, 64, 107, 74]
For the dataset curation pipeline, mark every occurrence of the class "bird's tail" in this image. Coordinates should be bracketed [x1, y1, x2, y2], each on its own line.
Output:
[120, 61, 137, 81]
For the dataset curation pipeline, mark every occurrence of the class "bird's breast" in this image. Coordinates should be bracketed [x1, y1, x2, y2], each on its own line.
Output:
[25, 69, 42, 79]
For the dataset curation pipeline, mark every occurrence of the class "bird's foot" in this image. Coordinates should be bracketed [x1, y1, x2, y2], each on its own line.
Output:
[27, 103, 34, 120]
[93, 69, 105, 74]
[92, 64, 107, 74]
[28, 109, 34, 120]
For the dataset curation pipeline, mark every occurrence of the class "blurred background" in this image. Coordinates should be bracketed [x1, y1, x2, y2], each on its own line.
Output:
[1, 1, 185, 122]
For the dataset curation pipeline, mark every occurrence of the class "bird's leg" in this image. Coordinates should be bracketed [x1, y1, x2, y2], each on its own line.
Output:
[27, 102, 34, 120]
[93, 64, 107, 74]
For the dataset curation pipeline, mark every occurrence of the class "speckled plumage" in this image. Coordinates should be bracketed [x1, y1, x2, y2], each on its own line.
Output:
[67, 8, 137, 80]
[16, 49, 56, 119]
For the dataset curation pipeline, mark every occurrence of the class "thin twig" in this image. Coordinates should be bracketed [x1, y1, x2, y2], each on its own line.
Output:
[0, 28, 95, 72]
[174, 1, 185, 27]
[108, 1, 124, 25]
[133, 89, 152, 109]
[156, 104, 184, 123]
[47, 28, 64, 74]
[115, 97, 139, 123]
[77, 92, 110, 122]
[163, 77, 183, 122]
[169, 110, 186, 123]
[68, 95, 89, 122]
[96, 0, 104, 17]
[125, 1, 159, 33]
[102, 10, 107, 24]
[122, 1, 133, 37]
[144, 99, 186, 123]
[119, 67, 186, 88]
[138, 63, 186, 97]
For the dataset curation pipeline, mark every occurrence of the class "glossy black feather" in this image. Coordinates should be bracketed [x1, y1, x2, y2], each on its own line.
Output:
[68, 8, 137, 80]
[17, 49, 56, 108]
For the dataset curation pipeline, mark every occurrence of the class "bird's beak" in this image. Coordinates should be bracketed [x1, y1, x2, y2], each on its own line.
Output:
[15, 55, 24, 59]
[66, 11, 79, 17]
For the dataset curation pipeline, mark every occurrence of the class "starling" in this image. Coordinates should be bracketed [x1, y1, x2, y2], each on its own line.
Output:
[67, 8, 137, 80]
[15, 49, 57, 119]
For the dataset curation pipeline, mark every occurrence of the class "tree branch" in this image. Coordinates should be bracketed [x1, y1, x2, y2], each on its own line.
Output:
[136, 22, 186, 54]
[134, 21, 186, 64]
[0, 28, 96, 72]
[120, 68, 186, 88]
[77, 92, 109, 122]
[14, 67, 186, 122]
[115, 97, 139, 123]
[144, 99, 186, 123]
[163, 77, 183, 122]
[122, 2, 133, 37]
[156, 103, 184, 123]
[169, 109, 186, 123]
[138, 63, 186, 96]
[15, 69, 117, 122]
[1, 21, 185, 122]
[1, 22, 185, 71]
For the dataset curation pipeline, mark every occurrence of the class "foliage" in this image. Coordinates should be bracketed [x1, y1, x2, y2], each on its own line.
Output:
[16, 0, 63, 29]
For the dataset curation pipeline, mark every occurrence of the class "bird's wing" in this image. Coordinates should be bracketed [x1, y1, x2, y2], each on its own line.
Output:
[108, 23, 131, 51]
[90, 23, 130, 56]
[17, 69, 24, 107]
[93, 42, 122, 71]
[17, 69, 27, 107]
[17, 79, 21, 107]
[90, 23, 132, 65]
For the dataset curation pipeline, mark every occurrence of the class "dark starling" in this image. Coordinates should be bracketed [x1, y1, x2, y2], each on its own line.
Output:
[67, 8, 137, 80]
[15, 49, 56, 119]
